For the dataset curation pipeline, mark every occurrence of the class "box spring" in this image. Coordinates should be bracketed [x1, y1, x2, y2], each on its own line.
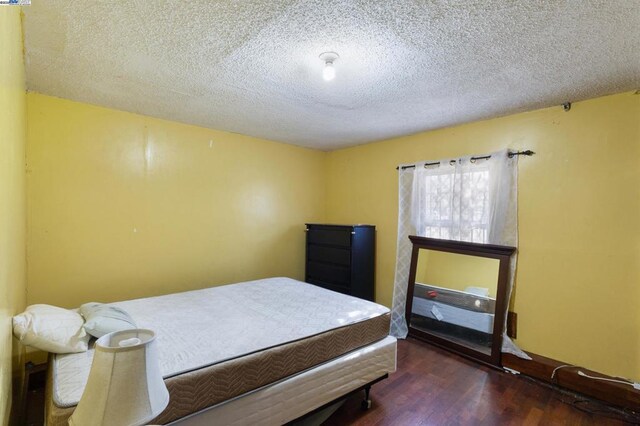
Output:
[44, 278, 390, 425]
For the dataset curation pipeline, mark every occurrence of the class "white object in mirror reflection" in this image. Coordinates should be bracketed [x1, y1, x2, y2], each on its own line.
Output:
[430, 305, 444, 321]
[68, 329, 169, 426]
[465, 287, 490, 297]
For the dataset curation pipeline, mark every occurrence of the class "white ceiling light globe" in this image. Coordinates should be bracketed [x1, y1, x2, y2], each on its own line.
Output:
[323, 62, 336, 81]
[319, 52, 339, 82]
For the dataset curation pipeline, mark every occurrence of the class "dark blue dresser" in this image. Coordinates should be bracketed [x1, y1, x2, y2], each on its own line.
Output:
[305, 224, 375, 301]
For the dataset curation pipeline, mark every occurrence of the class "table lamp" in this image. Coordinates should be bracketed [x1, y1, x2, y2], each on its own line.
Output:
[69, 329, 169, 426]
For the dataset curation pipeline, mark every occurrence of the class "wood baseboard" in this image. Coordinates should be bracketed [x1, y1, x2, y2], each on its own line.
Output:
[502, 351, 640, 410]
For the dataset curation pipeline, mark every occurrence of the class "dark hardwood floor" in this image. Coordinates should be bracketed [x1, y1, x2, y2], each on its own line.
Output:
[323, 338, 636, 426]
[23, 337, 637, 425]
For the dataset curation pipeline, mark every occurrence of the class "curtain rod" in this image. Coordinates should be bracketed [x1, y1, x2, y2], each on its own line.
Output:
[396, 150, 535, 170]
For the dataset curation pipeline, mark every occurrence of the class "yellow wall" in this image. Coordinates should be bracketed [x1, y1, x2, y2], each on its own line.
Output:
[26, 93, 326, 308]
[326, 92, 640, 381]
[0, 7, 27, 426]
[416, 250, 499, 297]
[21, 74, 640, 386]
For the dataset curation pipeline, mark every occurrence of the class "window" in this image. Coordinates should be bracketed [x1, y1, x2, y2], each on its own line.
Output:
[420, 164, 490, 244]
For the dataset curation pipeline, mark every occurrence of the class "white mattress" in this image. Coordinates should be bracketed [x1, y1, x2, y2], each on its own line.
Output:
[412, 297, 494, 333]
[170, 336, 398, 426]
[52, 277, 389, 408]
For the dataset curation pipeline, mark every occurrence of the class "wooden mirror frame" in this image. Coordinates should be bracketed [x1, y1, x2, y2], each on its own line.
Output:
[405, 235, 516, 367]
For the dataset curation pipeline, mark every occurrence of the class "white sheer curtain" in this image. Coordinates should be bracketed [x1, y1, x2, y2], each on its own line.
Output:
[389, 149, 529, 358]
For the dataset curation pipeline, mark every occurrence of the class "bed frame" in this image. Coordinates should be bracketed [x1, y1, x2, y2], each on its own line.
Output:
[289, 373, 389, 422]
[167, 335, 397, 425]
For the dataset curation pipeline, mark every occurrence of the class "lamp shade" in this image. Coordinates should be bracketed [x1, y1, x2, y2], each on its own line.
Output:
[69, 329, 169, 426]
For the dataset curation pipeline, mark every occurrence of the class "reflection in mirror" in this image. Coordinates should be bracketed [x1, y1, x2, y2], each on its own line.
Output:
[406, 236, 516, 367]
[410, 249, 500, 355]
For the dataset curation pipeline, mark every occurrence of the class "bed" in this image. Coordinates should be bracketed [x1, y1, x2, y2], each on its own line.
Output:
[411, 282, 495, 348]
[411, 282, 495, 334]
[45, 277, 396, 425]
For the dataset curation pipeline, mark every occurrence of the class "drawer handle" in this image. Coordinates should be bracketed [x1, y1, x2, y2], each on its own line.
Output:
[351, 231, 356, 235]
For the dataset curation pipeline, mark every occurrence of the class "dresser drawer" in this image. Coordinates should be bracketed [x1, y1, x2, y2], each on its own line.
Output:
[307, 279, 351, 296]
[307, 228, 351, 247]
[307, 261, 351, 285]
[307, 245, 351, 266]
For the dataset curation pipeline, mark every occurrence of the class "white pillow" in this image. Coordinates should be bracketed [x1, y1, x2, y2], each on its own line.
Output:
[80, 303, 137, 338]
[12, 304, 89, 353]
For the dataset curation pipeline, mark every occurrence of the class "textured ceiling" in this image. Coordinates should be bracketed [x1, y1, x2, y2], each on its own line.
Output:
[23, 1, 640, 150]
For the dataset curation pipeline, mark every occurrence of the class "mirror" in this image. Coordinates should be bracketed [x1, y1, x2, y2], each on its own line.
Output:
[406, 236, 516, 367]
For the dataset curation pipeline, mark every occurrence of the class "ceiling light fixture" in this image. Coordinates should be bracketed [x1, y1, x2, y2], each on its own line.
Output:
[319, 52, 339, 81]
